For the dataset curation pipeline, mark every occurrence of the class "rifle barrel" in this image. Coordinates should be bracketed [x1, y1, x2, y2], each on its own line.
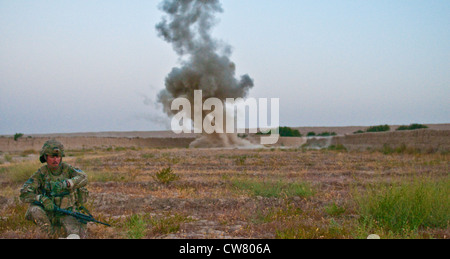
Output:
[33, 201, 111, 227]
[56, 207, 111, 227]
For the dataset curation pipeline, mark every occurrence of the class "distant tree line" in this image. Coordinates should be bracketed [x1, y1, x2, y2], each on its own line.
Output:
[354, 124, 428, 134]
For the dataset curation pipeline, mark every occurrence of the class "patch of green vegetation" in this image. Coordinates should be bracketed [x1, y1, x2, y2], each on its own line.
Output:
[0, 161, 40, 184]
[124, 214, 148, 239]
[355, 177, 449, 236]
[257, 126, 302, 137]
[14, 133, 24, 141]
[327, 144, 347, 152]
[381, 144, 421, 155]
[141, 153, 155, 159]
[253, 204, 303, 224]
[366, 125, 390, 133]
[354, 125, 391, 134]
[279, 127, 302, 137]
[275, 218, 350, 239]
[148, 214, 191, 235]
[396, 124, 428, 131]
[324, 202, 347, 217]
[114, 147, 127, 152]
[0, 200, 36, 234]
[153, 167, 180, 185]
[353, 130, 365, 134]
[231, 179, 314, 198]
[122, 213, 192, 239]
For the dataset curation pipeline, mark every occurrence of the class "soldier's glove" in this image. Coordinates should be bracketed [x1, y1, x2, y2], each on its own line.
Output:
[39, 195, 55, 212]
[50, 180, 70, 196]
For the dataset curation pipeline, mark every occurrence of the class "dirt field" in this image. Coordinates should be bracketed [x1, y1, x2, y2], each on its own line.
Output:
[0, 145, 448, 239]
[0, 124, 448, 239]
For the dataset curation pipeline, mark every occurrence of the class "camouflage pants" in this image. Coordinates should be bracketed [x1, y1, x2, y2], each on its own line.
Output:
[25, 204, 87, 238]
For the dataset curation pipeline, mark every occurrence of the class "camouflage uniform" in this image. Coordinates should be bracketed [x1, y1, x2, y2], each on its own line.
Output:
[20, 140, 89, 238]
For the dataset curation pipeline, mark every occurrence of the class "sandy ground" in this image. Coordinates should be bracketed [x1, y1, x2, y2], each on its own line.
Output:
[1, 147, 448, 239]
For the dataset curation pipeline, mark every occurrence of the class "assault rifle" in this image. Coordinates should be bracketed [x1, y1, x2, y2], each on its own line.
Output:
[33, 201, 111, 227]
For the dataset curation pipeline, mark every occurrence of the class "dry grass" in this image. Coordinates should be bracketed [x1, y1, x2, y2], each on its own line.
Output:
[0, 147, 448, 239]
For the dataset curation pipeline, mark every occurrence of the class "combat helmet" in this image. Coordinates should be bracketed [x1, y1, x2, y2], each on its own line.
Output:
[39, 139, 65, 163]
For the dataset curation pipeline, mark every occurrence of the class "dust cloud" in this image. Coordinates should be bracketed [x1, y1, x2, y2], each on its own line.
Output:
[156, 0, 256, 148]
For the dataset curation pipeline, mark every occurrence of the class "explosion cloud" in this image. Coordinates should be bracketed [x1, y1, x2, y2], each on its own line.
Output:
[156, 0, 255, 148]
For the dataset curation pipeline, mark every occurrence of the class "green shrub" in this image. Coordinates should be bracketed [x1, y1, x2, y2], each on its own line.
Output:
[366, 125, 390, 133]
[14, 133, 24, 141]
[124, 214, 148, 239]
[153, 167, 180, 185]
[279, 127, 302, 137]
[257, 127, 302, 137]
[396, 124, 428, 131]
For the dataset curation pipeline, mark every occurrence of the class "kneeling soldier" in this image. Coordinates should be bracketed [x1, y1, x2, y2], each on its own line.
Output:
[20, 139, 89, 238]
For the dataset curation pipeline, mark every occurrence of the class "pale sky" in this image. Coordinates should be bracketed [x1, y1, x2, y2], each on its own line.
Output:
[1, 0, 449, 134]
